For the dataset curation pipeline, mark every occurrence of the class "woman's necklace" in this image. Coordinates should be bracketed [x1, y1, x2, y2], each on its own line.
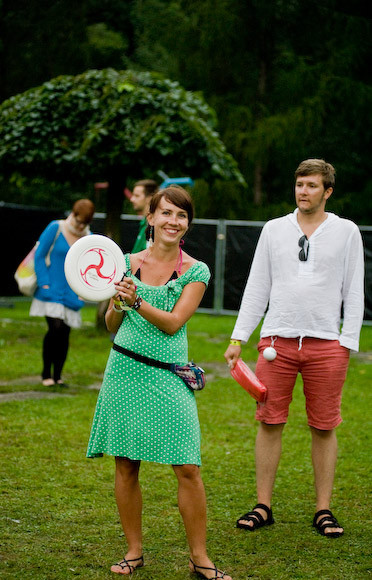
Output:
[139, 245, 183, 280]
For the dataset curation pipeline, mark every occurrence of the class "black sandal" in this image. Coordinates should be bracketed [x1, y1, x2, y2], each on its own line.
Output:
[236, 503, 274, 531]
[313, 509, 344, 537]
[110, 555, 144, 574]
[189, 558, 229, 579]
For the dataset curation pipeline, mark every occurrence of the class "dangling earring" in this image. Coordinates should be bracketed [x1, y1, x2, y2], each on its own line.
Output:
[148, 226, 154, 248]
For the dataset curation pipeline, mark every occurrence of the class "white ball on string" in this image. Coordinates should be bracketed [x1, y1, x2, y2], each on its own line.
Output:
[263, 346, 277, 361]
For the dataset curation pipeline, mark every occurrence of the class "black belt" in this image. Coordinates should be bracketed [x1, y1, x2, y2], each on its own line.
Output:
[112, 343, 171, 370]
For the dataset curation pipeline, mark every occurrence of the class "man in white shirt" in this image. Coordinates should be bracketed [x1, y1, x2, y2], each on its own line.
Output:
[224, 159, 364, 538]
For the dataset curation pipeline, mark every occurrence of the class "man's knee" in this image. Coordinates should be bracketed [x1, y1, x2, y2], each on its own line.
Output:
[310, 426, 336, 439]
[260, 422, 285, 435]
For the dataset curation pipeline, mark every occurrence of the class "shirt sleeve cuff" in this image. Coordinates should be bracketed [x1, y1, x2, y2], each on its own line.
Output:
[339, 336, 359, 352]
[230, 333, 249, 345]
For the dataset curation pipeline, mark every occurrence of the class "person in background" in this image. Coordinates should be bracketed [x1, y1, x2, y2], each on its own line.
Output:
[224, 159, 364, 538]
[30, 199, 95, 386]
[87, 186, 232, 579]
[130, 179, 158, 253]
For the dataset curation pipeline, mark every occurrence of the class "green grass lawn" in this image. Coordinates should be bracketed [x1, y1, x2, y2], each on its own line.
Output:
[0, 301, 371, 579]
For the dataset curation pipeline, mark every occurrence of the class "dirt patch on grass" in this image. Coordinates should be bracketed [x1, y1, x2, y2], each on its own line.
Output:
[0, 390, 72, 402]
[0, 362, 257, 402]
[0, 375, 100, 402]
[352, 352, 372, 363]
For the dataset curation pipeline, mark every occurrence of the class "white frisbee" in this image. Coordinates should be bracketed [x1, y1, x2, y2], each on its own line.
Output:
[64, 234, 126, 301]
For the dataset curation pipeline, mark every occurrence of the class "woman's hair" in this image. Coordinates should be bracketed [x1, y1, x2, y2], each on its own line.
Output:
[72, 199, 95, 224]
[295, 159, 336, 190]
[149, 185, 194, 224]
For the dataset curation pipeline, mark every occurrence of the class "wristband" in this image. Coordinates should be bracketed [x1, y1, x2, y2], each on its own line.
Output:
[230, 339, 241, 346]
[113, 296, 142, 311]
[113, 299, 125, 312]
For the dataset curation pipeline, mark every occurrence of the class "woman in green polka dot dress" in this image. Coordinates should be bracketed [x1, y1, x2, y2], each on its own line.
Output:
[87, 187, 232, 580]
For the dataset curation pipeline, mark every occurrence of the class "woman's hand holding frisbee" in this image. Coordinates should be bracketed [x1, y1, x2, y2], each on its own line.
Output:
[64, 234, 126, 302]
[114, 276, 137, 308]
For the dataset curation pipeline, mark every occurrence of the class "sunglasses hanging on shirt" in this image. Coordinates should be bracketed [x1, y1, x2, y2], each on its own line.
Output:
[298, 235, 309, 261]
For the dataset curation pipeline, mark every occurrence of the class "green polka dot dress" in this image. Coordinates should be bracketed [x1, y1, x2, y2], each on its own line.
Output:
[87, 253, 210, 466]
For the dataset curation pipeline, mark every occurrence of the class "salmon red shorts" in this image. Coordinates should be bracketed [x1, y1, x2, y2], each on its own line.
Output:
[255, 337, 350, 430]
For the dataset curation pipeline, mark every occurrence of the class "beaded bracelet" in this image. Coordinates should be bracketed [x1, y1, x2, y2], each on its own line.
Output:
[230, 339, 241, 346]
[132, 295, 142, 310]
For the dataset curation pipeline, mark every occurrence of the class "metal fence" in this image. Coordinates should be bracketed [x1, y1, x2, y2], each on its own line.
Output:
[2, 202, 371, 320]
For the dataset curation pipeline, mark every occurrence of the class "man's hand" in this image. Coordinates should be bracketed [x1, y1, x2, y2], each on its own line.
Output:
[224, 344, 242, 370]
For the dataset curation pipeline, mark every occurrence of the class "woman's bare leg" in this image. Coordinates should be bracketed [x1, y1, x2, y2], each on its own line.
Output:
[111, 457, 143, 574]
[173, 464, 232, 580]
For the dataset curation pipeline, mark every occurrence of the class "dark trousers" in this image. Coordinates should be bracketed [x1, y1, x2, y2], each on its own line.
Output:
[42, 317, 71, 382]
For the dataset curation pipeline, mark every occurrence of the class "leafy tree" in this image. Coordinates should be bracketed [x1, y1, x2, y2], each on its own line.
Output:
[0, 68, 245, 239]
[1, 1, 371, 222]
[129, 0, 372, 222]
[84, 0, 135, 70]
[0, 0, 89, 101]
[86, 23, 129, 70]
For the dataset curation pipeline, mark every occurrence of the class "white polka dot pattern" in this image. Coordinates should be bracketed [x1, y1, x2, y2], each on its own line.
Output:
[87, 254, 211, 466]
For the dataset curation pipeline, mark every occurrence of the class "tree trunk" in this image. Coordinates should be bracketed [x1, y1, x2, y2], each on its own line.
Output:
[96, 169, 125, 328]
[96, 299, 110, 330]
[105, 170, 125, 243]
[253, 58, 267, 206]
[253, 162, 263, 206]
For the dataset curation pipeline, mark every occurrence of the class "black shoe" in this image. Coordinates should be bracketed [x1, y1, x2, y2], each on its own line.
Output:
[236, 503, 274, 531]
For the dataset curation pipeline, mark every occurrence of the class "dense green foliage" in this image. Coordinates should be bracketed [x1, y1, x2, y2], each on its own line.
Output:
[0, 1, 371, 221]
[0, 68, 244, 238]
[0, 69, 243, 184]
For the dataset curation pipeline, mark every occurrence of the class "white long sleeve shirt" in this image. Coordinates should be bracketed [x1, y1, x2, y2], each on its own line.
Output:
[232, 210, 364, 352]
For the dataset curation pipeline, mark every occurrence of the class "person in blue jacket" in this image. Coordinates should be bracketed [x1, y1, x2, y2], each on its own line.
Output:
[30, 199, 95, 386]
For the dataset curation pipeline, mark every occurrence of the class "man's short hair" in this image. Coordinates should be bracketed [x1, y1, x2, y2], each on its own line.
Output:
[134, 179, 158, 197]
[295, 159, 336, 190]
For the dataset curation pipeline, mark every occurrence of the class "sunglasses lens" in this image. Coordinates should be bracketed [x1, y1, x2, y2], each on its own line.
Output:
[298, 235, 309, 261]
